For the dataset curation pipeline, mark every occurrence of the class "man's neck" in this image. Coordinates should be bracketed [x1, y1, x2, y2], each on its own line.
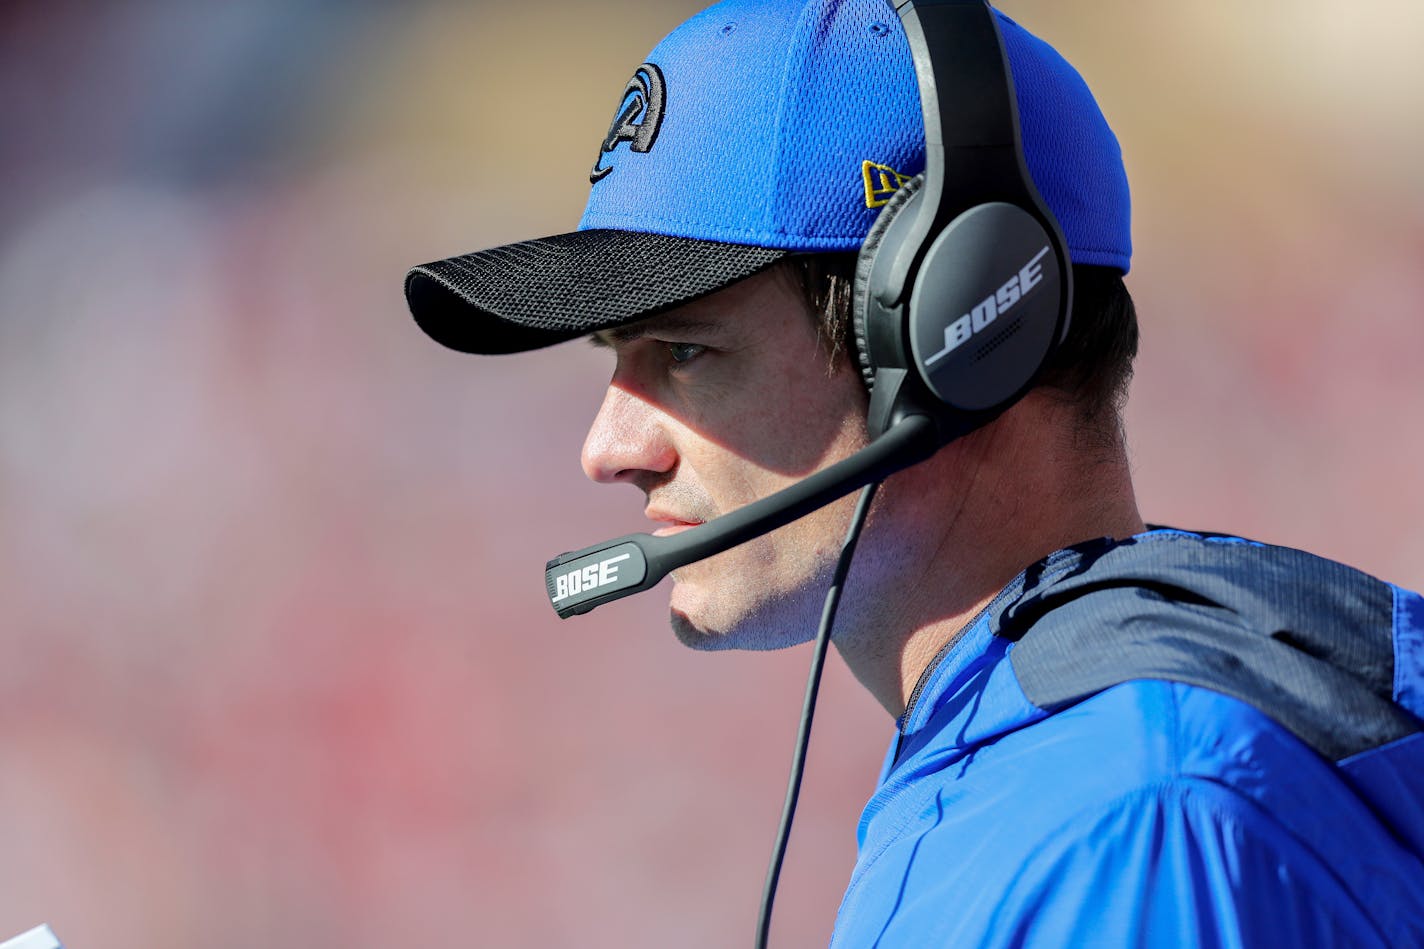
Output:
[831, 397, 1145, 719]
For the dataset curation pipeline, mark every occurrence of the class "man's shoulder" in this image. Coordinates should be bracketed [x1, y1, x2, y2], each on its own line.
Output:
[840, 530, 1424, 945]
[921, 678, 1342, 834]
[839, 683, 1424, 947]
[998, 528, 1421, 762]
[859, 681, 1309, 892]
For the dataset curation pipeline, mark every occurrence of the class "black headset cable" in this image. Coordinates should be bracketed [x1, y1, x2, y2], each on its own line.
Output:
[754, 480, 881, 949]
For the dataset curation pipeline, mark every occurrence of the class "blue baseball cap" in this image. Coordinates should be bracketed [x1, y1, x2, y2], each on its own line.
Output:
[406, 0, 1130, 355]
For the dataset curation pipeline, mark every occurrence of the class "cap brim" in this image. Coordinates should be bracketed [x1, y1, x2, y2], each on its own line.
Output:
[405, 229, 788, 355]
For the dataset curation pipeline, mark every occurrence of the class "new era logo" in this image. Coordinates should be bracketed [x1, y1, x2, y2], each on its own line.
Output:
[862, 160, 912, 208]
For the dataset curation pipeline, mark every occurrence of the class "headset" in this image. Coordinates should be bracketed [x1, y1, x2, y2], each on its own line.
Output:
[543, 0, 1071, 618]
[542, 1, 1071, 943]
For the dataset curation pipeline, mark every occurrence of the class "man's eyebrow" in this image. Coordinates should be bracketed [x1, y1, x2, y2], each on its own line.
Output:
[588, 315, 726, 348]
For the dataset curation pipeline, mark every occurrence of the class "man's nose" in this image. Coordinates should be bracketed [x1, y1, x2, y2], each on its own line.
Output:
[581, 384, 677, 485]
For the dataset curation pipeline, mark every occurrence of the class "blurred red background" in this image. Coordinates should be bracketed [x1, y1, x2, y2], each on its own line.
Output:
[0, 2, 1420, 946]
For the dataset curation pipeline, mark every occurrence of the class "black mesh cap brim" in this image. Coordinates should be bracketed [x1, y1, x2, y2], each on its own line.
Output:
[405, 229, 788, 355]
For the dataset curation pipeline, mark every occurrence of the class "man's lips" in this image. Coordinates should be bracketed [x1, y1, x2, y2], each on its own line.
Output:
[647, 510, 705, 537]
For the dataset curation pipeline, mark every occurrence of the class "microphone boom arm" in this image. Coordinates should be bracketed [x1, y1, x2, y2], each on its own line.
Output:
[544, 412, 939, 617]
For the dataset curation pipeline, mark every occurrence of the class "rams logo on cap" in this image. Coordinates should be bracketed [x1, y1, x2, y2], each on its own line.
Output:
[590, 63, 666, 184]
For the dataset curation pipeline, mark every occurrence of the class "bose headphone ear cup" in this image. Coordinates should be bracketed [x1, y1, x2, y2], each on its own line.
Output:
[853, 174, 926, 390]
[908, 202, 1067, 413]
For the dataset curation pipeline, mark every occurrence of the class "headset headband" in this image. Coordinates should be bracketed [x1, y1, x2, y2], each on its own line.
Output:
[859, 0, 1073, 441]
[879, 0, 1037, 307]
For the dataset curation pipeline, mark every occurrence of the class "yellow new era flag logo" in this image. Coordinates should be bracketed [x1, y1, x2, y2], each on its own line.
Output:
[862, 160, 912, 208]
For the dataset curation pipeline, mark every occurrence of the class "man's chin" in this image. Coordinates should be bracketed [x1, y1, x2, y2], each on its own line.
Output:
[667, 580, 771, 651]
[669, 609, 743, 651]
[667, 592, 820, 653]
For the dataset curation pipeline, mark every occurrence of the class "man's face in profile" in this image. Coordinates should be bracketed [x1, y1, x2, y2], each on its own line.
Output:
[583, 265, 870, 650]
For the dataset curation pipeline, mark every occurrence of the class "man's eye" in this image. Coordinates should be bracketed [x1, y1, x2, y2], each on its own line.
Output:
[666, 342, 706, 365]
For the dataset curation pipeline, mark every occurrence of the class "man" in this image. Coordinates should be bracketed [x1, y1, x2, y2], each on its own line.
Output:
[405, 0, 1424, 944]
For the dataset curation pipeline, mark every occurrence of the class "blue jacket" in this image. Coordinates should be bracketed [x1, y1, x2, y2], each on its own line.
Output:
[831, 529, 1424, 947]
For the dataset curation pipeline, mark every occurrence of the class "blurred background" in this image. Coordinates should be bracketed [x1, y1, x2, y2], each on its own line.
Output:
[0, 1, 1420, 946]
